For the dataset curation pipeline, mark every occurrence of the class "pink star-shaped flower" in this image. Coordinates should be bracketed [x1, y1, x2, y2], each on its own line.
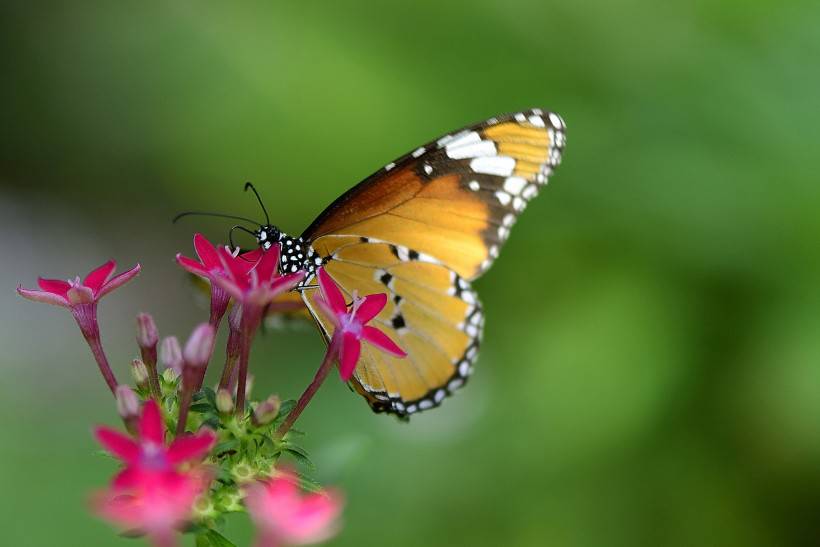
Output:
[245, 471, 343, 547]
[93, 467, 210, 547]
[213, 243, 304, 309]
[176, 233, 262, 326]
[17, 259, 140, 308]
[95, 399, 216, 487]
[17, 260, 141, 392]
[315, 268, 405, 381]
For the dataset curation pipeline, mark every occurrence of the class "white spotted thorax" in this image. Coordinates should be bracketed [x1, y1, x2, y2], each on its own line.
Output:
[254, 225, 323, 276]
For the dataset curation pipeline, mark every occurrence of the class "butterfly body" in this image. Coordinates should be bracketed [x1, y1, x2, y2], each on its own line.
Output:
[254, 108, 566, 418]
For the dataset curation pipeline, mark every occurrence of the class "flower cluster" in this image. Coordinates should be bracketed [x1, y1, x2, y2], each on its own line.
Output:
[17, 233, 406, 546]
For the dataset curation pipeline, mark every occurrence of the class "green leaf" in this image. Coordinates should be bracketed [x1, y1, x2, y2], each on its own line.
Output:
[278, 399, 297, 417]
[190, 402, 213, 413]
[283, 445, 315, 470]
[195, 529, 237, 547]
[296, 471, 323, 493]
[214, 439, 240, 454]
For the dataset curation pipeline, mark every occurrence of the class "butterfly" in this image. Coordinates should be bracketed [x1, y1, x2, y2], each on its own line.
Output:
[179, 108, 566, 418]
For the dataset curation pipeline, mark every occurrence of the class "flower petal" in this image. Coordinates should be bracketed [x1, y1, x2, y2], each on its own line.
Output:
[138, 400, 165, 445]
[175, 254, 211, 277]
[269, 271, 306, 295]
[338, 333, 361, 381]
[218, 247, 250, 288]
[37, 277, 71, 297]
[211, 274, 245, 302]
[84, 260, 117, 293]
[317, 269, 346, 315]
[362, 326, 406, 357]
[17, 285, 69, 307]
[98, 263, 141, 298]
[254, 244, 281, 282]
[167, 428, 216, 465]
[95, 426, 141, 465]
[193, 233, 222, 269]
[314, 296, 341, 328]
[355, 293, 387, 324]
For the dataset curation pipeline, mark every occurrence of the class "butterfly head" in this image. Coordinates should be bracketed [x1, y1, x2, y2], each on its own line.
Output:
[255, 225, 281, 250]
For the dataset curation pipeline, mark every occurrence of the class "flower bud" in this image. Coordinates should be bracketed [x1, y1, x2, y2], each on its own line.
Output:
[136, 313, 159, 350]
[216, 388, 234, 414]
[130, 358, 149, 387]
[252, 394, 281, 426]
[183, 323, 216, 370]
[115, 385, 140, 420]
[160, 336, 183, 374]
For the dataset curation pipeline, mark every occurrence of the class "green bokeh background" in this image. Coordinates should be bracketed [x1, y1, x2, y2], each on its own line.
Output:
[2, 1, 819, 546]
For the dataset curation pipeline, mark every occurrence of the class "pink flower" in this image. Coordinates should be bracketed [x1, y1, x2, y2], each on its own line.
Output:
[93, 468, 209, 547]
[176, 233, 258, 326]
[95, 399, 216, 486]
[17, 260, 141, 393]
[211, 244, 305, 415]
[315, 268, 405, 381]
[17, 260, 141, 309]
[213, 243, 304, 309]
[245, 472, 343, 547]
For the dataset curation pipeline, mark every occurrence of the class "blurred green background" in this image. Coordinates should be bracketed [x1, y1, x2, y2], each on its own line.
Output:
[2, 1, 819, 545]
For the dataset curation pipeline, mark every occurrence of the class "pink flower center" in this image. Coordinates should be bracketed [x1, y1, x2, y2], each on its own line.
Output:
[140, 442, 169, 470]
[339, 313, 362, 337]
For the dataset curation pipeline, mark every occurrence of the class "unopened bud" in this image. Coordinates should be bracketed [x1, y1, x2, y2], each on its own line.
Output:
[183, 323, 216, 370]
[115, 385, 140, 420]
[216, 389, 234, 414]
[160, 336, 183, 374]
[130, 358, 149, 387]
[252, 394, 281, 426]
[136, 313, 159, 350]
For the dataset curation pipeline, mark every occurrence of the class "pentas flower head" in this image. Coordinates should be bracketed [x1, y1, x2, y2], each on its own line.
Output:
[315, 268, 406, 381]
[214, 243, 304, 309]
[95, 400, 216, 487]
[17, 260, 141, 309]
[17, 260, 141, 393]
[93, 468, 210, 547]
[245, 471, 343, 547]
[176, 233, 263, 325]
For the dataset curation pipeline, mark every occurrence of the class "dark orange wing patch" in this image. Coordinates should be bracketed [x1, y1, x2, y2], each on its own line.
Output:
[302, 108, 566, 281]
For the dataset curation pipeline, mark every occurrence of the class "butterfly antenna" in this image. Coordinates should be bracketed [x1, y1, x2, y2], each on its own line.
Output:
[244, 182, 271, 225]
[229, 224, 259, 249]
[172, 211, 262, 226]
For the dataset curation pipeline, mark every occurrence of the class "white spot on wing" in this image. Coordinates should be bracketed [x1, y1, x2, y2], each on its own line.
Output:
[494, 190, 511, 206]
[471, 156, 516, 176]
[446, 140, 497, 159]
[528, 115, 546, 127]
[468, 180, 480, 192]
[503, 176, 527, 195]
[412, 146, 426, 158]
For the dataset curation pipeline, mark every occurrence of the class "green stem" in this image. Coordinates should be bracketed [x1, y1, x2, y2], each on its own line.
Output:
[276, 334, 340, 438]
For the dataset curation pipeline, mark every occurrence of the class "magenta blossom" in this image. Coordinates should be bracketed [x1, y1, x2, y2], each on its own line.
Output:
[93, 467, 210, 547]
[95, 399, 216, 488]
[245, 472, 343, 547]
[176, 233, 260, 326]
[214, 243, 304, 309]
[275, 269, 405, 438]
[315, 268, 405, 381]
[17, 260, 141, 392]
[17, 259, 140, 309]
[213, 244, 304, 415]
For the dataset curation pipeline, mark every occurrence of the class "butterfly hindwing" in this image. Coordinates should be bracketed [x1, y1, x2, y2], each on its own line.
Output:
[301, 239, 482, 417]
